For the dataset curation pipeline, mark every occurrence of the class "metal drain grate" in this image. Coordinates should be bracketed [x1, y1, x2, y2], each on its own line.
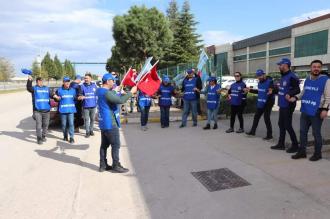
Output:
[192, 168, 251, 192]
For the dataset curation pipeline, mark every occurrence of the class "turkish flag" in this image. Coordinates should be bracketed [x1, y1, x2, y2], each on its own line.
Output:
[121, 68, 136, 87]
[137, 64, 161, 96]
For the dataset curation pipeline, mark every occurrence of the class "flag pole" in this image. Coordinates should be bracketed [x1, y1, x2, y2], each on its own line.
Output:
[136, 60, 159, 86]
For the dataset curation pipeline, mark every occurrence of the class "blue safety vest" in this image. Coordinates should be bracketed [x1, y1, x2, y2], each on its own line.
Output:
[301, 75, 328, 116]
[183, 77, 197, 101]
[207, 84, 221, 110]
[230, 81, 246, 106]
[81, 82, 97, 108]
[278, 71, 299, 108]
[96, 88, 121, 130]
[33, 86, 51, 111]
[159, 84, 174, 106]
[257, 78, 274, 109]
[138, 92, 152, 107]
[57, 87, 76, 114]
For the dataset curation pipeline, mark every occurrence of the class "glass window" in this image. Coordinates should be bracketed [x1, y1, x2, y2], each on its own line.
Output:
[233, 54, 247, 61]
[249, 51, 266, 59]
[269, 47, 291, 56]
[294, 30, 328, 58]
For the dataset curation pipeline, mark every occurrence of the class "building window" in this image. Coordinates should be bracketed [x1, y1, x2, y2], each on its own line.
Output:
[233, 54, 247, 61]
[294, 30, 328, 58]
[249, 51, 266, 59]
[214, 52, 230, 75]
[269, 47, 291, 56]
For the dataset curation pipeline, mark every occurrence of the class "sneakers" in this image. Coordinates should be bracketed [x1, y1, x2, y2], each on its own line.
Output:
[203, 124, 211, 130]
[286, 146, 299, 153]
[226, 128, 234, 133]
[99, 165, 112, 172]
[263, 136, 273, 140]
[37, 137, 43, 145]
[111, 163, 129, 173]
[63, 136, 69, 142]
[90, 131, 95, 136]
[309, 154, 322, 162]
[179, 124, 185, 128]
[245, 131, 255, 136]
[69, 138, 75, 144]
[213, 124, 218, 130]
[270, 144, 285, 150]
[236, 128, 244, 133]
[42, 136, 47, 142]
[291, 151, 307, 159]
[85, 133, 90, 138]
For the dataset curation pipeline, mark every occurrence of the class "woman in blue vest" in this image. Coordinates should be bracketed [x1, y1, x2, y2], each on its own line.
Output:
[54, 76, 77, 144]
[157, 75, 176, 128]
[97, 73, 138, 173]
[180, 69, 202, 128]
[245, 69, 275, 140]
[202, 76, 222, 130]
[78, 73, 97, 138]
[289, 60, 330, 161]
[26, 76, 53, 145]
[271, 58, 300, 153]
[226, 72, 247, 133]
[138, 90, 152, 131]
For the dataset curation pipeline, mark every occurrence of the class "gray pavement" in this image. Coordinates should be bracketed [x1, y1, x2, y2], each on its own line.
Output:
[1, 91, 330, 219]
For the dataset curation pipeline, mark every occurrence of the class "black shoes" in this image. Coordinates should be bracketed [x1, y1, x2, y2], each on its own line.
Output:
[263, 136, 273, 140]
[226, 128, 234, 133]
[270, 144, 285, 150]
[99, 165, 112, 172]
[63, 136, 69, 142]
[37, 137, 43, 145]
[236, 128, 244, 133]
[90, 131, 94, 136]
[291, 151, 307, 159]
[193, 124, 197, 127]
[69, 138, 75, 144]
[286, 146, 299, 153]
[179, 124, 185, 128]
[203, 124, 210, 130]
[213, 124, 218, 130]
[111, 163, 129, 173]
[245, 131, 255, 136]
[85, 133, 90, 138]
[42, 136, 47, 142]
[309, 154, 322, 161]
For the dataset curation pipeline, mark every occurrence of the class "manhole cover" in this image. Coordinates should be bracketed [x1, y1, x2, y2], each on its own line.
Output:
[191, 168, 251, 192]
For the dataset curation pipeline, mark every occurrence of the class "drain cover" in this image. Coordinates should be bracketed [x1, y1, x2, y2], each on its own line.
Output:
[192, 168, 251, 192]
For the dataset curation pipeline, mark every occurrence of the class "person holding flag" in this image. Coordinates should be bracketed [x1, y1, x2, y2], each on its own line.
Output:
[96, 73, 137, 173]
[156, 75, 176, 128]
[180, 69, 202, 128]
[26, 75, 53, 144]
[201, 76, 222, 130]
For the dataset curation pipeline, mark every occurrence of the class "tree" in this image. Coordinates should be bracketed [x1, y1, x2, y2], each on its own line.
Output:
[63, 59, 75, 79]
[41, 52, 57, 80]
[0, 57, 15, 81]
[53, 55, 63, 80]
[31, 60, 48, 79]
[107, 6, 173, 71]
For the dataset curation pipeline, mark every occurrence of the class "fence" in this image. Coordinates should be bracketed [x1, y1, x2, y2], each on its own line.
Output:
[0, 81, 60, 91]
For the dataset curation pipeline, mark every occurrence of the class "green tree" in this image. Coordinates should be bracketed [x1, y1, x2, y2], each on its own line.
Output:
[41, 52, 57, 80]
[31, 60, 48, 79]
[53, 55, 63, 80]
[107, 6, 173, 71]
[63, 59, 75, 79]
[0, 57, 14, 81]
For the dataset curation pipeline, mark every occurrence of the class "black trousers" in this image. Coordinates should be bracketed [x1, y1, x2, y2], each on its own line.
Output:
[230, 104, 245, 129]
[250, 102, 273, 137]
[278, 103, 299, 146]
[74, 101, 84, 128]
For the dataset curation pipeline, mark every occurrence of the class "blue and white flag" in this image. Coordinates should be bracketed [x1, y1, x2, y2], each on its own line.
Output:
[134, 57, 153, 83]
[197, 49, 209, 83]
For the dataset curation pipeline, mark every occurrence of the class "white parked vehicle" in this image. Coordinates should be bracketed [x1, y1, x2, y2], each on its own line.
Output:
[218, 76, 236, 89]
[244, 78, 259, 89]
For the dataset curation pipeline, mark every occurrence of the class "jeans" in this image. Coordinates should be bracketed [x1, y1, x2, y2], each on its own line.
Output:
[140, 105, 151, 127]
[60, 113, 74, 138]
[230, 105, 245, 129]
[160, 106, 170, 127]
[207, 107, 219, 125]
[100, 128, 120, 167]
[250, 102, 273, 137]
[34, 111, 50, 139]
[181, 99, 197, 126]
[299, 111, 324, 155]
[83, 107, 96, 134]
[278, 103, 298, 146]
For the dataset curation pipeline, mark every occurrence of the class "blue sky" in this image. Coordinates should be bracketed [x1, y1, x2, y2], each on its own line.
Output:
[1, 0, 329, 76]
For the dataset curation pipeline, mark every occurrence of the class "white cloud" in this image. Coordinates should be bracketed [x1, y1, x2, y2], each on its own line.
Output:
[283, 9, 330, 24]
[0, 0, 115, 75]
[202, 31, 244, 46]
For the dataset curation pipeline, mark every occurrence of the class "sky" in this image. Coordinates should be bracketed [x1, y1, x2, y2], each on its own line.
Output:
[1, 0, 330, 76]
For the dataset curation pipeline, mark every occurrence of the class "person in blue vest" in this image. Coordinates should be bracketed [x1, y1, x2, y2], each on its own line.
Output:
[226, 72, 247, 133]
[157, 75, 176, 128]
[138, 90, 152, 131]
[271, 58, 300, 152]
[54, 77, 77, 144]
[26, 76, 53, 144]
[288, 60, 330, 161]
[97, 73, 137, 172]
[180, 69, 202, 128]
[70, 75, 83, 133]
[245, 69, 275, 140]
[202, 76, 222, 130]
[78, 73, 97, 138]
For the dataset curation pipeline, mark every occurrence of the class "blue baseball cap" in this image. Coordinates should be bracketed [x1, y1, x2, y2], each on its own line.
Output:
[102, 73, 117, 82]
[256, 69, 265, 77]
[163, 75, 170, 83]
[63, 76, 70, 82]
[277, 58, 291, 66]
[187, 69, 194, 74]
[75, 75, 82, 80]
[208, 76, 217, 82]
